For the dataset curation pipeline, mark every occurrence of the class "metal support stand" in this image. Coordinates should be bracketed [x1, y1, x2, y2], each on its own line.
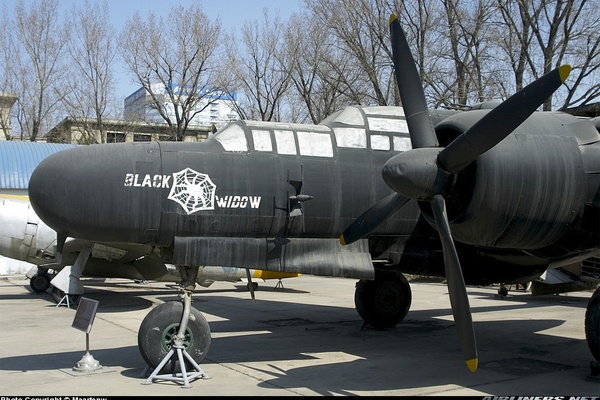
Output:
[73, 332, 102, 372]
[143, 266, 209, 388]
[56, 293, 74, 308]
[275, 279, 285, 290]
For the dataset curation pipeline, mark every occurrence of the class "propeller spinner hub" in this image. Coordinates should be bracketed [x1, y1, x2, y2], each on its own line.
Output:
[382, 148, 451, 201]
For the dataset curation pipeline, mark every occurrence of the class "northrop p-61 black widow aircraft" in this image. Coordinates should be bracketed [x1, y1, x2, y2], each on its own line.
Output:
[28, 15, 599, 377]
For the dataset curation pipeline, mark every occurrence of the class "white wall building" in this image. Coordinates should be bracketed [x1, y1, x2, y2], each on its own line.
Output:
[124, 84, 240, 130]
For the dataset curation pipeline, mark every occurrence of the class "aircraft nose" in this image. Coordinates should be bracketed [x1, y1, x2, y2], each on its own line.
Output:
[29, 142, 163, 243]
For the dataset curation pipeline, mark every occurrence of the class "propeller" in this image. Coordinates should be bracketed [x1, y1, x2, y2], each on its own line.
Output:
[340, 193, 408, 245]
[340, 13, 570, 372]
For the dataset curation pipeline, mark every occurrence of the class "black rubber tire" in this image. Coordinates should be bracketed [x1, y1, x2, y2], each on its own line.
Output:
[355, 269, 412, 330]
[498, 286, 509, 296]
[30, 273, 51, 293]
[585, 287, 600, 361]
[138, 300, 211, 373]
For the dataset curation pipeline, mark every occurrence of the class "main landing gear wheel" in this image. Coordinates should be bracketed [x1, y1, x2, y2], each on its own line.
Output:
[498, 286, 509, 297]
[355, 269, 412, 330]
[585, 287, 600, 362]
[138, 300, 211, 374]
[30, 273, 51, 293]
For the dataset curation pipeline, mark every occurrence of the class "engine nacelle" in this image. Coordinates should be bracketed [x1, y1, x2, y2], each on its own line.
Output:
[435, 111, 600, 252]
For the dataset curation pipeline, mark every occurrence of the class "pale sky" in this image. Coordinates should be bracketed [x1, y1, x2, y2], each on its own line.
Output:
[108, 0, 300, 33]
[2, 0, 301, 100]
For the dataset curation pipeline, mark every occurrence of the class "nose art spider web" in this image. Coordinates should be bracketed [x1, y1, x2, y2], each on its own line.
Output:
[167, 167, 216, 214]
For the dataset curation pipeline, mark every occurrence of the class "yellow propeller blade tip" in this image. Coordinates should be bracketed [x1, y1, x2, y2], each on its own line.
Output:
[559, 64, 571, 83]
[466, 358, 478, 372]
[339, 235, 347, 246]
[389, 14, 398, 24]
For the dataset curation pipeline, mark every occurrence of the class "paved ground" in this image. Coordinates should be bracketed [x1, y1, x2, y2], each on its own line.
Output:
[0, 274, 598, 396]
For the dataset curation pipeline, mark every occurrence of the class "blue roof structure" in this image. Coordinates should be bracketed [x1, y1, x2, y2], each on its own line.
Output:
[0, 141, 78, 190]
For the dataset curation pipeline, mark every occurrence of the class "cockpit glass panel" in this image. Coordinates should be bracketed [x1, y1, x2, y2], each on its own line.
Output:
[331, 106, 364, 125]
[371, 135, 390, 151]
[297, 131, 333, 157]
[368, 117, 409, 133]
[252, 130, 272, 151]
[214, 123, 247, 152]
[362, 106, 406, 116]
[393, 136, 412, 151]
[274, 130, 297, 155]
[334, 127, 367, 148]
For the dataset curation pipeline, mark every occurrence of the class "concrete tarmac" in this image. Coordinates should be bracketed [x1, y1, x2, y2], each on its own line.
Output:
[0, 274, 598, 396]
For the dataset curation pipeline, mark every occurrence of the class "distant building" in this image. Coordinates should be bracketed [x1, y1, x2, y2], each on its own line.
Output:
[0, 92, 18, 140]
[45, 117, 211, 144]
[1, 83, 238, 144]
[124, 84, 239, 130]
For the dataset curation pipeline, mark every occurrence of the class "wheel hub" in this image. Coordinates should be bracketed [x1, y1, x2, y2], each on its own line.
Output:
[161, 323, 193, 352]
[376, 282, 402, 315]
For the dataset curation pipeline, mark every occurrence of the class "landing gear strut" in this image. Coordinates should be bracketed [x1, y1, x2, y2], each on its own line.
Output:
[140, 266, 211, 387]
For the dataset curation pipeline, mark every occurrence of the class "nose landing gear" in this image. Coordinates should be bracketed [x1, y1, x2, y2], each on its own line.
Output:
[140, 266, 211, 388]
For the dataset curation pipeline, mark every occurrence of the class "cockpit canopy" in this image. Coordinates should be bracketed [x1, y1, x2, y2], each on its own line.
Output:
[213, 105, 413, 157]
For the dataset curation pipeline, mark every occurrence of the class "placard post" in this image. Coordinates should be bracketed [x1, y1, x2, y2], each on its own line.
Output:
[71, 297, 102, 372]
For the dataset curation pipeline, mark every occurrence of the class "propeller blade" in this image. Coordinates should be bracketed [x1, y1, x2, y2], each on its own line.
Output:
[430, 195, 478, 372]
[340, 193, 409, 245]
[389, 14, 438, 149]
[438, 64, 571, 174]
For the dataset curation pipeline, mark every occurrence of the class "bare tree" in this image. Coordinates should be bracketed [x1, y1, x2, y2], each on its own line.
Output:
[435, 0, 499, 107]
[225, 8, 291, 121]
[496, 0, 599, 110]
[496, 0, 534, 94]
[394, 0, 450, 107]
[13, 0, 67, 141]
[303, 0, 396, 106]
[1, 0, 594, 143]
[0, 6, 18, 140]
[60, 0, 117, 144]
[119, 3, 222, 140]
[282, 12, 355, 123]
[296, 0, 597, 113]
